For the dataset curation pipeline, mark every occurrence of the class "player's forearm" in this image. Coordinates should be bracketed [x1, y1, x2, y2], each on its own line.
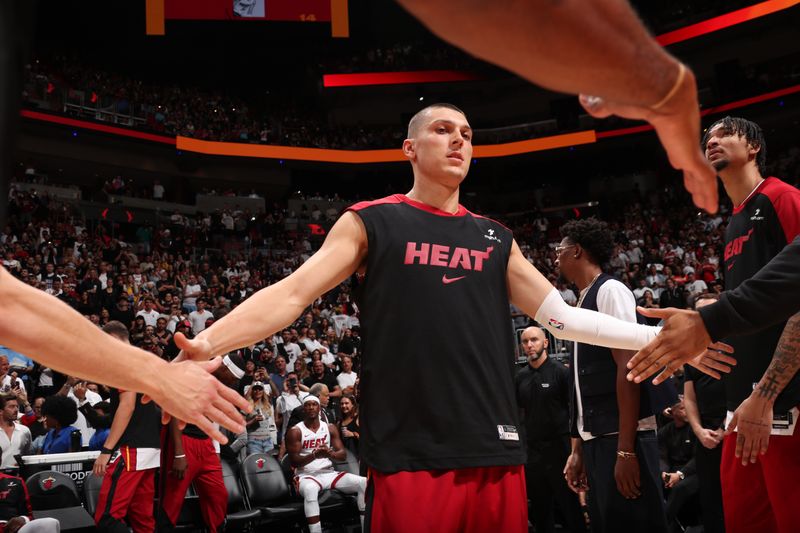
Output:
[614, 349, 640, 451]
[398, 0, 678, 106]
[535, 289, 660, 350]
[753, 312, 800, 404]
[102, 393, 135, 450]
[196, 279, 309, 358]
[0, 267, 169, 397]
[170, 419, 185, 455]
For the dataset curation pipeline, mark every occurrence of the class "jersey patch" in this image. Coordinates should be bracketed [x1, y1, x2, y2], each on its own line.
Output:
[497, 425, 519, 441]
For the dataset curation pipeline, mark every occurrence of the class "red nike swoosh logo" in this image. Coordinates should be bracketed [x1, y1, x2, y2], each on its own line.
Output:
[442, 274, 467, 284]
[727, 261, 735, 270]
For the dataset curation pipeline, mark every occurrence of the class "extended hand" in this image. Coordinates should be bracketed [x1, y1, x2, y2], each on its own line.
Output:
[579, 64, 718, 214]
[726, 394, 773, 465]
[173, 331, 213, 361]
[143, 357, 250, 443]
[627, 307, 734, 384]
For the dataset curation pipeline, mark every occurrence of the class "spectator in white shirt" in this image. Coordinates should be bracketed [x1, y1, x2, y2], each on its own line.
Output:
[182, 274, 202, 312]
[0, 356, 24, 394]
[301, 329, 327, 355]
[0, 395, 32, 467]
[632, 279, 654, 304]
[61, 378, 102, 447]
[136, 297, 161, 327]
[336, 355, 358, 394]
[188, 299, 215, 336]
[684, 272, 708, 304]
[556, 281, 578, 306]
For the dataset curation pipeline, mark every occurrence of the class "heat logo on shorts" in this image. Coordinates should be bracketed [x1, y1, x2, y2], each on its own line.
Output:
[548, 318, 565, 330]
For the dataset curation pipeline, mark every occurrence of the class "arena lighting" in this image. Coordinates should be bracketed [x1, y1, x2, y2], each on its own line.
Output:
[655, 0, 799, 46]
[20, 110, 176, 145]
[21, 84, 800, 160]
[323, 70, 482, 88]
[175, 130, 596, 163]
[596, 83, 800, 139]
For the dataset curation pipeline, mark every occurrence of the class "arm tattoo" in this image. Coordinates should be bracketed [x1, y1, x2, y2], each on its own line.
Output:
[756, 312, 800, 402]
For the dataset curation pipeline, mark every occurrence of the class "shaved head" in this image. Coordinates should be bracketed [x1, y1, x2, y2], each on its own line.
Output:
[407, 103, 467, 138]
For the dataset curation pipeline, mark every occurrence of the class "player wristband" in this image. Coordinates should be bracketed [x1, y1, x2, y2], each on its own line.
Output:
[100, 447, 115, 455]
[616, 450, 637, 459]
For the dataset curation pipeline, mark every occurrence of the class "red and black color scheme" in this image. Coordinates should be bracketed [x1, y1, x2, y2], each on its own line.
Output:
[95, 391, 161, 533]
[0, 472, 33, 532]
[158, 425, 227, 533]
[722, 177, 800, 413]
[720, 176, 800, 533]
[346, 195, 526, 531]
[364, 466, 527, 533]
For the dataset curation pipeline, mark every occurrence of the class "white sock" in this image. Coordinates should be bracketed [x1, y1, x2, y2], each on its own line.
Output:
[308, 523, 322, 533]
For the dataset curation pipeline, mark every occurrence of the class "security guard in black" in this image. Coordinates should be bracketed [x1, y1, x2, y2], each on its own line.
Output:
[515, 326, 587, 533]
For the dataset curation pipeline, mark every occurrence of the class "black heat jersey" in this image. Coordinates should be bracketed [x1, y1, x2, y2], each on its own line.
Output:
[347, 194, 524, 472]
[110, 389, 162, 449]
[723, 177, 800, 413]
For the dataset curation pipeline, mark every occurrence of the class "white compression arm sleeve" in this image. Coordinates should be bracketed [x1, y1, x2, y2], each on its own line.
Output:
[534, 288, 660, 350]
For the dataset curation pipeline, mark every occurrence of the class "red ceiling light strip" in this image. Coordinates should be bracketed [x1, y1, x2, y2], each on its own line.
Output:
[655, 0, 799, 46]
[323, 70, 482, 88]
[20, 110, 176, 145]
[596, 83, 800, 139]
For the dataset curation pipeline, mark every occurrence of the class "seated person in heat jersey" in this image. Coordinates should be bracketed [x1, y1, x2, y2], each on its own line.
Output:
[40, 395, 79, 454]
[286, 395, 366, 533]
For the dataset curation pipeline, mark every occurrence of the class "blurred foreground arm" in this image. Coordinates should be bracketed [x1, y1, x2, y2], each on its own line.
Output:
[699, 236, 800, 341]
[0, 267, 247, 442]
[397, 0, 716, 212]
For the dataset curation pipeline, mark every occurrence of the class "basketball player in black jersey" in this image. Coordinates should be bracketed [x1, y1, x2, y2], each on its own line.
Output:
[175, 103, 730, 533]
[92, 321, 162, 533]
[2, 0, 722, 449]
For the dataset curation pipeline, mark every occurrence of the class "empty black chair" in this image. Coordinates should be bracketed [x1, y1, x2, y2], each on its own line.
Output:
[26, 470, 82, 510]
[332, 449, 360, 476]
[26, 470, 95, 531]
[220, 458, 261, 531]
[82, 472, 103, 517]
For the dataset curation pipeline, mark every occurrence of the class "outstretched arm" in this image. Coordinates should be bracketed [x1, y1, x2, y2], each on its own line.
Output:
[397, 0, 716, 213]
[0, 266, 248, 442]
[507, 240, 659, 350]
[176, 211, 368, 361]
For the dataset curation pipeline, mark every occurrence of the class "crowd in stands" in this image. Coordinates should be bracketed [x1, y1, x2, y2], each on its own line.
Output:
[22, 44, 800, 149]
[0, 161, 742, 455]
[4, 152, 800, 528]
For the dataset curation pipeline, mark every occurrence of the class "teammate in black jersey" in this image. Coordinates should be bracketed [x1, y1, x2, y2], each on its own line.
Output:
[175, 104, 730, 533]
[640, 117, 800, 533]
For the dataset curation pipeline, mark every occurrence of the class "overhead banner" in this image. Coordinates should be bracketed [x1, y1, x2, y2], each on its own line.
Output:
[165, 0, 331, 21]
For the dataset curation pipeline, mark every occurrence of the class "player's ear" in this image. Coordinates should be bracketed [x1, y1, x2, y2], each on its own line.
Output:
[402, 139, 415, 161]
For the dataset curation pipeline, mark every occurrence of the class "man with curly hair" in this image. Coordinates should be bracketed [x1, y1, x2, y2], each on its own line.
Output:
[557, 217, 669, 533]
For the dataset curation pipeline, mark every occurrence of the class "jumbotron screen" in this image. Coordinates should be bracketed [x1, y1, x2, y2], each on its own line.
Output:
[165, 0, 331, 22]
